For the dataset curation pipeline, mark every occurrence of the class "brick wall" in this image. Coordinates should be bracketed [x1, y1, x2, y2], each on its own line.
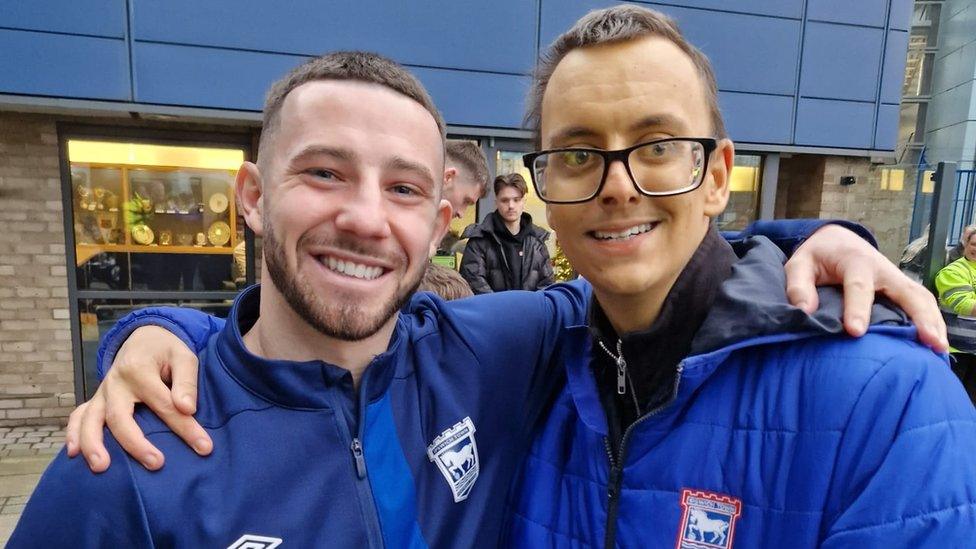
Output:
[0, 113, 75, 426]
[774, 154, 916, 262]
[818, 157, 916, 262]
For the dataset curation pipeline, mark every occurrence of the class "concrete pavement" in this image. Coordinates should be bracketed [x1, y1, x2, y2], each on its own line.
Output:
[0, 426, 63, 546]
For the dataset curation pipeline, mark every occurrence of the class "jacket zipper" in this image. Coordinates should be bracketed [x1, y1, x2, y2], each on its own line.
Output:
[602, 362, 685, 548]
[332, 377, 385, 548]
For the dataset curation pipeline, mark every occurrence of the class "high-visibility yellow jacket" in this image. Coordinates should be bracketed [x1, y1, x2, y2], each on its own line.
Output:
[936, 257, 976, 316]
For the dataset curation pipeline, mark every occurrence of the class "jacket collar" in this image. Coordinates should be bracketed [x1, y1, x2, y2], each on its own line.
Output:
[215, 284, 403, 409]
[560, 236, 914, 437]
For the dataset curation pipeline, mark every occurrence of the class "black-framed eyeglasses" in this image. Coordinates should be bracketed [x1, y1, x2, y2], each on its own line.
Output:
[522, 137, 718, 204]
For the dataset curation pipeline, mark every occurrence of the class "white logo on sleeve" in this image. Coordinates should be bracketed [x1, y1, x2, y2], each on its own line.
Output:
[427, 416, 480, 502]
[227, 534, 283, 549]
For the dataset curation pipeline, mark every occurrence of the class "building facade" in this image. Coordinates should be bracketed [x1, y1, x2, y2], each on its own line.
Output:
[0, 0, 922, 424]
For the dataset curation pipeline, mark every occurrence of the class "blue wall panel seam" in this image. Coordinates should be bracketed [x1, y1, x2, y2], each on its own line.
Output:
[131, 39, 531, 78]
[0, 26, 121, 42]
[872, 0, 893, 149]
[804, 19, 888, 31]
[640, 1, 802, 21]
[124, 0, 135, 102]
[791, 0, 810, 145]
[799, 96, 879, 104]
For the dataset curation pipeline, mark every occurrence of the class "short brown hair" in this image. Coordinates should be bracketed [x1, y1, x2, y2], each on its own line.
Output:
[420, 263, 473, 301]
[493, 173, 528, 197]
[526, 5, 726, 139]
[446, 140, 489, 197]
[259, 51, 446, 167]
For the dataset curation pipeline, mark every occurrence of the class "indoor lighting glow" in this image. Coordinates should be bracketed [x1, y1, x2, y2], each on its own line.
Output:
[67, 140, 244, 171]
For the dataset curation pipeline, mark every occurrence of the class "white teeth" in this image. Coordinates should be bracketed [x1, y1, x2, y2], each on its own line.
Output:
[318, 255, 383, 280]
[593, 223, 654, 240]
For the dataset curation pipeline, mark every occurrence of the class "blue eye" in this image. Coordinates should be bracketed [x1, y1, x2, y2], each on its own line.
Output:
[307, 169, 336, 179]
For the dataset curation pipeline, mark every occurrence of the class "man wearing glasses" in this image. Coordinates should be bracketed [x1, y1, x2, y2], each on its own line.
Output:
[29, 6, 965, 549]
[509, 6, 975, 547]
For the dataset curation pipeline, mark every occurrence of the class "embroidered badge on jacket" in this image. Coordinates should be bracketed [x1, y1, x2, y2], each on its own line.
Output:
[676, 489, 742, 549]
[427, 417, 480, 502]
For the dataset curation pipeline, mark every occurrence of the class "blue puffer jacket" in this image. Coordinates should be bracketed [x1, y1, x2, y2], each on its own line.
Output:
[508, 237, 976, 548]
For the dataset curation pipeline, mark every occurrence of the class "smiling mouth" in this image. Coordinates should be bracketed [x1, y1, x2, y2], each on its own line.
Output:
[589, 223, 657, 241]
[314, 254, 386, 281]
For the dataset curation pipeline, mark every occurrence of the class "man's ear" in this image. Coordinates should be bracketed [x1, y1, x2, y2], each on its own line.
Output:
[428, 198, 453, 257]
[703, 138, 734, 217]
[236, 161, 265, 236]
[443, 167, 457, 191]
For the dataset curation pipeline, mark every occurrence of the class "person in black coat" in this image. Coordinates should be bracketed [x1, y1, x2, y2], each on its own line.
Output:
[459, 174, 555, 293]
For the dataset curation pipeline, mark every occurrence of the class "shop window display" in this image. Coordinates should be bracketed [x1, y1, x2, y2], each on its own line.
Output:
[68, 140, 247, 292]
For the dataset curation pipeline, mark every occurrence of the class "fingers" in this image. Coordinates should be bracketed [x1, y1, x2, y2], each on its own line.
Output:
[841, 267, 874, 337]
[168, 349, 200, 415]
[881, 277, 949, 352]
[784, 254, 820, 314]
[77, 396, 110, 473]
[103, 383, 164, 471]
[137, 376, 212, 457]
[65, 402, 86, 457]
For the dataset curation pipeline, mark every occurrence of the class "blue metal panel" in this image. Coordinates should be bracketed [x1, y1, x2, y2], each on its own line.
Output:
[807, 0, 887, 28]
[540, 1, 800, 95]
[800, 22, 883, 102]
[0, 0, 125, 38]
[880, 30, 909, 104]
[888, 0, 914, 31]
[130, 0, 536, 75]
[874, 103, 899, 150]
[133, 43, 303, 110]
[413, 68, 529, 129]
[133, 42, 528, 129]
[795, 98, 875, 148]
[719, 92, 793, 144]
[644, 0, 803, 18]
[0, 28, 129, 100]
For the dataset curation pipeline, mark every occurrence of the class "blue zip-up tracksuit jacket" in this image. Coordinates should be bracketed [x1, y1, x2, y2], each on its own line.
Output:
[11, 283, 588, 548]
[9, 219, 876, 548]
[508, 237, 976, 548]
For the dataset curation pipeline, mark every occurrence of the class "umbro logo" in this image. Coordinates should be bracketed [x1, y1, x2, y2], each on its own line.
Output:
[227, 534, 283, 549]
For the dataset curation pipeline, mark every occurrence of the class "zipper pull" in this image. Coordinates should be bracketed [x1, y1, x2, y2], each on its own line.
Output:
[616, 355, 627, 395]
[350, 438, 367, 479]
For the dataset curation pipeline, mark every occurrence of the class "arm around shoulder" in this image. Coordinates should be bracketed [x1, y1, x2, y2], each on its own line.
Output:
[97, 306, 226, 378]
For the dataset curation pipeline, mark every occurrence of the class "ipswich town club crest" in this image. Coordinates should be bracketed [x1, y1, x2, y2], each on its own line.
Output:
[676, 489, 742, 549]
[427, 417, 479, 503]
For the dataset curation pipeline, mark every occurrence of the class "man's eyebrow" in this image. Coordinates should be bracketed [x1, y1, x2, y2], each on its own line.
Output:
[627, 114, 687, 134]
[387, 156, 436, 187]
[549, 126, 600, 146]
[289, 145, 358, 165]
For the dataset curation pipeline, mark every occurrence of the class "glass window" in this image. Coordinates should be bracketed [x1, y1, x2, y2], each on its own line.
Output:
[68, 140, 247, 292]
[77, 298, 234, 397]
[717, 154, 762, 231]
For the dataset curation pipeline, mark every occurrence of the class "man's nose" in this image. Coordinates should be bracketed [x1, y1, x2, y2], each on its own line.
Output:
[599, 160, 640, 207]
[333, 180, 392, 238]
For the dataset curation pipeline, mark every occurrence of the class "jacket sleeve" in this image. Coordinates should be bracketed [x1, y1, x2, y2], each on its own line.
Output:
[8, 442, 154, 547]
[935, 262, 976, 316]
[459, 238, 494, 294]
[724, 219, 877, 256]
[96, 306, 226, 379]
[820, 347, 976, 547]
[536, 242, 556, 290]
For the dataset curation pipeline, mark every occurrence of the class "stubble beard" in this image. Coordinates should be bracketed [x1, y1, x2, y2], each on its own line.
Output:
[263, 223, 422, 341]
